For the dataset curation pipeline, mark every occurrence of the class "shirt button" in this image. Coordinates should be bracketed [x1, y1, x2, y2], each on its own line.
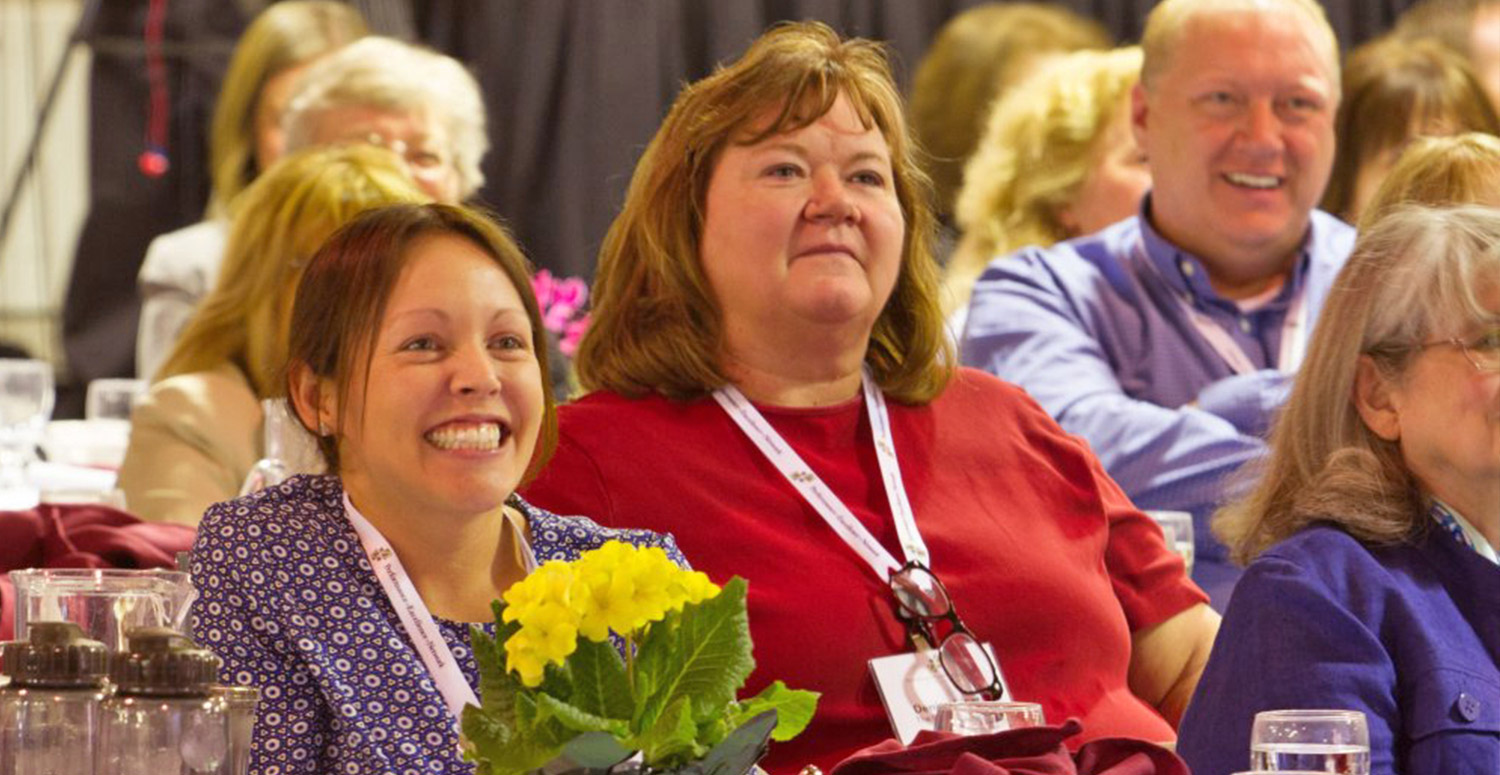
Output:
[1455, 692, 1482, 722]
[1239, 318, 1252, 334]
[1179, 260, 1195, 277]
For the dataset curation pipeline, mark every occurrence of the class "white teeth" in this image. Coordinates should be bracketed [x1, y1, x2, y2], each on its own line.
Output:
[1225, 173, 1281, 189]
[425, 422, 504, 451]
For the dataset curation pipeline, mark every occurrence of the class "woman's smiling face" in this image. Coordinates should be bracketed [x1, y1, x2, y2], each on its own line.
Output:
[336, 232, 545, 520]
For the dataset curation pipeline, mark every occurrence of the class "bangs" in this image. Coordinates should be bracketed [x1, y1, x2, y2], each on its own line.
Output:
[735, 69, 883, 146]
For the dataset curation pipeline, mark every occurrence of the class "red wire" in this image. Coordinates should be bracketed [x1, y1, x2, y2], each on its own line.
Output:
[141, 0, 170, 171]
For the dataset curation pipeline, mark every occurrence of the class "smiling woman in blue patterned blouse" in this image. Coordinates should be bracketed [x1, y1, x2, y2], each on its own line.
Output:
[188, 203, 684, 775]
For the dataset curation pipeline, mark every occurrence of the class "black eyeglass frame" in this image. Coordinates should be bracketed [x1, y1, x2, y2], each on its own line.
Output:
[888, 560, 1005, 701]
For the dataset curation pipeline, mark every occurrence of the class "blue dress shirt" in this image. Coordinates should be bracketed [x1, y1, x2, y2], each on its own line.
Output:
[1177, 523, 1500, 775]
[959, 205, 1354, 605]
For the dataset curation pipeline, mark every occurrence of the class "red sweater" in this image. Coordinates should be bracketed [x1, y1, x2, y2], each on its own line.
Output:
[524, 368, 1206, 773]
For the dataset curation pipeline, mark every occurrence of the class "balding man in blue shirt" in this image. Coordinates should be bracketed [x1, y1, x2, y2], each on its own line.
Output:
[960, 0, 1356, 607]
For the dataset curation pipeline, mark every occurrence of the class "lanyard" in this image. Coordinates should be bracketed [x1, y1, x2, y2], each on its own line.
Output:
[343, 494, 537, 724]
[1137, 239, 1309, 375]
[712, 368, 927, 579]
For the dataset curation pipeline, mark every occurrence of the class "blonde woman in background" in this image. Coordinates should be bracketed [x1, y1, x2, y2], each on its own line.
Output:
[119, 146, 428, 525]
[943, 47, 1150, 329]
[909, 2, 1109, 226]
[1357, 132, 1500, 229]
[136, 1, 367, 380]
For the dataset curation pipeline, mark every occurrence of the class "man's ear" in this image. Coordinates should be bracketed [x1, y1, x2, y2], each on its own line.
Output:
[1353, 355, 1402, 441]
[288, 361, 337, 438]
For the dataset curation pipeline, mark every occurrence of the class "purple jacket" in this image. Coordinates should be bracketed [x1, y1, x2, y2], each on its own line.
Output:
[1178, 523, 1500, 775]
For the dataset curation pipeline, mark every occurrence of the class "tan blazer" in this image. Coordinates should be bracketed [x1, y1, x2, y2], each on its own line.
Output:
[117, 363, 322, 525]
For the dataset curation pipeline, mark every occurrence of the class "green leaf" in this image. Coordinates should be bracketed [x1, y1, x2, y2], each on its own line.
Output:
[626, 696, 704, 768]
[567, 635, 634, 721]
[462, 609, 574, 775]
[635, 577, 755, 730]
[536, 693, 630, 736]
[697, 710, 777, 775]
[730, 681, 820, 741]
[559, 731, 635, 770]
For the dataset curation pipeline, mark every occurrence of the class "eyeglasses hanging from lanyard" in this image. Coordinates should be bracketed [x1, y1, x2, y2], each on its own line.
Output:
[888, 560, 1004, 700]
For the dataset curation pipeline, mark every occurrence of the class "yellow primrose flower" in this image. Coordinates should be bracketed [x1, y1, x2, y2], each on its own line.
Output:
[502, 560, 575, 624]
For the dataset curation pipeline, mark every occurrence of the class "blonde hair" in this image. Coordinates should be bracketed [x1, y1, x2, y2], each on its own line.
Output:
[909, 3, 1110, 216]
[283, 37, 489, 198]
[207, 1, 367, 216]
[944, 46, 1142, 317]
[157, 145, 428, 395]
[1141, 0, 1339, 92]
[1322, 36, 1500, 222]
[577, 21, 953, 404]
[1215, 205, 1500, 563]
[1358, 132, 1500, 230]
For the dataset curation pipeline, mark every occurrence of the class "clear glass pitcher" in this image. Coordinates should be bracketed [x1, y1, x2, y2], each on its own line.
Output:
[0, 621, 110, 775]
[9, 568, 197, 650]
[98, 628, 227, 775]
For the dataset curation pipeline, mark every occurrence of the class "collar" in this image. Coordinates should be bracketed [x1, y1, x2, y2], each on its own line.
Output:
[1431, 498, 1500, 566]
[1136, 195, 1314, 315]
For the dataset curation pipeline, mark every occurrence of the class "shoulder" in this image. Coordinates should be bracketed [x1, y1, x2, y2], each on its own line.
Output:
[556, 390, 713, 441]
[932, 369, 1066, 428]
[141, 364, 257, 416]
[140, 220, 230, 285]
[1239, 524, 1415, 612]
[196, 474, 349, 557]
[517, 495, 685, 564]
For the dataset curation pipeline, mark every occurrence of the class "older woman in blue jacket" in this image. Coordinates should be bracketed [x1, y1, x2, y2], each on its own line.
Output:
[1177, 204, 1500, 775]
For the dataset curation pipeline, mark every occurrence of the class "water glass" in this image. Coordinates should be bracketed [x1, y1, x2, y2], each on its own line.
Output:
[1250, 709, 1371, 774]
[0, 359, 55, 510]
[1146, 510, 1195, 572]
[933, 701, 1045, 736]
[85, 378, 146, 421]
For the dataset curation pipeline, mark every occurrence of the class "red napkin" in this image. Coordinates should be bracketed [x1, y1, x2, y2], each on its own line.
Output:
[0, 503, 196, 639]
[829, 720, 1188, 775]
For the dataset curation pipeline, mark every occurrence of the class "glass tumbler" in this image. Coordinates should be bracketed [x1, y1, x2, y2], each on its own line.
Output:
[933, 700, 1046, 736]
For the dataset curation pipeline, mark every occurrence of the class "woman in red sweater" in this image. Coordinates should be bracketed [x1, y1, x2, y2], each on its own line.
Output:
[524, 21, 1218, 774]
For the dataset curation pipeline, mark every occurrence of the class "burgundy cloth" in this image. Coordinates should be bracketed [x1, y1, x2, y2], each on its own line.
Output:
[0, 503, 196, 639]
[830, 721, 1189, 775]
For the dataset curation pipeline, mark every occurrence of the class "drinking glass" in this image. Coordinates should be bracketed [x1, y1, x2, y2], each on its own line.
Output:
[933, 701, 1045, 735]
[1146, 510, 1195, 572]
[1250, 709, 1370, 774]
[9, 568, 197, 648]
[84, 378, 146, 421]
[0, 359, 55, 510]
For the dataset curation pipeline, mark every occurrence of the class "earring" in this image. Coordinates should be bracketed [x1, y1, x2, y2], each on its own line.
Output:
[318, 420, 331, 437]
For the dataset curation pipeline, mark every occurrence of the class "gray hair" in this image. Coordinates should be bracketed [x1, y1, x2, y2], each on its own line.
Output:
[282, 36, 488, 198]
[1216, 204, 1500, 563]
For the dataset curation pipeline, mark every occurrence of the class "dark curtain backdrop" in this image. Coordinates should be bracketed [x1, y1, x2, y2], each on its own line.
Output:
[55, 0, 1415, 414]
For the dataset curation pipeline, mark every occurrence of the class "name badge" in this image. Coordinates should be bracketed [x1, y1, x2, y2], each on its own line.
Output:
[868, 643, 1008, 743]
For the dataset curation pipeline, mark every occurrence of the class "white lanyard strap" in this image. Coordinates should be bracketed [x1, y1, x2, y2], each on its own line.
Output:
[712, 369, 928, 579]
[1138, 240, 1308, 375]
[343, 494, 480, 723]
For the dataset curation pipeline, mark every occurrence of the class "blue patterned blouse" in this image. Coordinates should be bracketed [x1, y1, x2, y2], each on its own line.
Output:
[189, 474, 686, 775]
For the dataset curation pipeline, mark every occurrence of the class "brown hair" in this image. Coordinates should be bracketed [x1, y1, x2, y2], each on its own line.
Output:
[1395, 0, 1500, 56]
[158, 144, 427, 393]
[1322, 36, 1500, 221]
[909, 3, 1110, 216]
[1214, 204, 1500, 563]
[285, 204, 557, 482]
[208, 0, 367, 215]
[576, 20, 953, 404]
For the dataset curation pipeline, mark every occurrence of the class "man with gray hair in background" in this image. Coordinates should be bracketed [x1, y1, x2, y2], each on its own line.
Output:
[960, 0, 1355, 608]
[136, 36, 488, 380]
